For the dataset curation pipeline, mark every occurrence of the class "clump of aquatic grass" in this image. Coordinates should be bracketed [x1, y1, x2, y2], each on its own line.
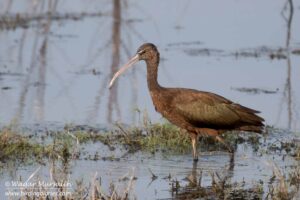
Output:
[114, 122, 191, 155]
[16, 170, 135, 200]
[266, 163, 300, 200]
[72, 171, 137, 200]
[289, 167, 300, 190]
[295, 145, 300, 160]
[0, 128, 45, 163]
[172, 162, 299, 199]
[172, 168, 264, 199]
[73, 131, 109, 144]
[0, 128, 76, 165]
[62, 124, 115, 150]
[141, 123, 191, 154]
[0, 124, 121, 164]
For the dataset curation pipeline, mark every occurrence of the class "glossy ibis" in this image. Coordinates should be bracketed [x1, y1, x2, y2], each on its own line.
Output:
[109, 43, 264, 162]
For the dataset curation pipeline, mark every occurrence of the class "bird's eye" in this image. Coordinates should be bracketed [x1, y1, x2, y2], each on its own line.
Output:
[138, 50, 146, 55]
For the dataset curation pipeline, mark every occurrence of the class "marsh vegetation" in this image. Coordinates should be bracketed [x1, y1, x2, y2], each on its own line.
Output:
[0, 123, 299, 199]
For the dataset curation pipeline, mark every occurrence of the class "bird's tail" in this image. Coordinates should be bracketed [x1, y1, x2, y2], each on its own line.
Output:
[233, 104, 265, 133]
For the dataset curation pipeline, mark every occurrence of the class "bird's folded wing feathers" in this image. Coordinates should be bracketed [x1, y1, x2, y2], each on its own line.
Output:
[175, 101, 240, 127]
[172, 92, 241, 127]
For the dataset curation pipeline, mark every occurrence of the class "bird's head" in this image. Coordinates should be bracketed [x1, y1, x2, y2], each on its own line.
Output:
[109, 43, 159, 89]
[136, 43, 159, 61]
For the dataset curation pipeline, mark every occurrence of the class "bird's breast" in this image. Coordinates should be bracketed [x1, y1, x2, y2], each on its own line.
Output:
[150, 91, 169, 115]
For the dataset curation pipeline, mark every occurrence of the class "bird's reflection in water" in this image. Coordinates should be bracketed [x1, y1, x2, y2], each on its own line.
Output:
[172, 153, 235, 199]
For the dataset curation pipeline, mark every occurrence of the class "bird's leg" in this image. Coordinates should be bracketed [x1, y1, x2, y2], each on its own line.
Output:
[215, 135, 233, 153]
[191, 134, 199, 162]
[187, 161, 198, 186]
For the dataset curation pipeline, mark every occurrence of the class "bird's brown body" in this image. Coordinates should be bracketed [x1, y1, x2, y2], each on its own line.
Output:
[150, 88, 264, 135]
[109, 43, 264, 161]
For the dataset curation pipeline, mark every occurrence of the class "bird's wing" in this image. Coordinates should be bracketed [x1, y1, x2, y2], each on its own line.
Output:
[172, 91, 241, 128]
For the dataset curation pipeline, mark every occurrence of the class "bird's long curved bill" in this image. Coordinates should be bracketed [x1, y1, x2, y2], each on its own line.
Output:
[109, 54, 139, 89]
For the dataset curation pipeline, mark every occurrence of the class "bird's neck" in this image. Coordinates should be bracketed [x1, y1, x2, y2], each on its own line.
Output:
[146, 57, 162, 92]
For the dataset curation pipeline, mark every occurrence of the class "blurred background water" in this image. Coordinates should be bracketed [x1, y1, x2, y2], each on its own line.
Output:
[0, 0, 299, 131]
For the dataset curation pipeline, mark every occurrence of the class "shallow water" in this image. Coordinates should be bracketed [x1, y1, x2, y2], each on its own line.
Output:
[1, 0, 300, 199]
[0, 127, 298, 199]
